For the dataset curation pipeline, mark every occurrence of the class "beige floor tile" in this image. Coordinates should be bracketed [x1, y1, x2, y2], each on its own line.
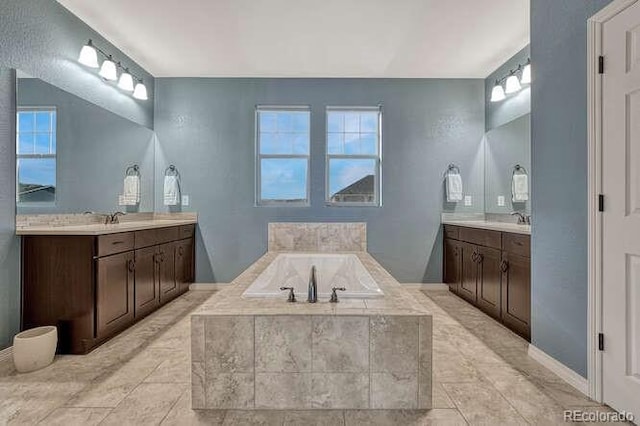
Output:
[344, 409, 467, 426]
[100, 382, 187, 426]
[38, 407, 112, 425]
[432, 383, 456, 409]
[222, 410, 286, 425]
[443, 382, 528, 425]
[145, 351, 191, 383]
[161, 389, 226, 425]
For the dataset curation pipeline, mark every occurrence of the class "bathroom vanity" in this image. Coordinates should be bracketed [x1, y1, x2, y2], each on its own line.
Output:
[19, 220, 196, 354]
[442, 222, 530, 340]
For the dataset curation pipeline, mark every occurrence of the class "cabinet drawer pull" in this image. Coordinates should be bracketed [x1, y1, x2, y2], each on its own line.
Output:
[111, 241, 125, 245]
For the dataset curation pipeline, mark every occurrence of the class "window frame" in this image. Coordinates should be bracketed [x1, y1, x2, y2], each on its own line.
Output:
[325, 106, 382, 207]
[16, 106, 57, 206]
[255, 105, 311, 207]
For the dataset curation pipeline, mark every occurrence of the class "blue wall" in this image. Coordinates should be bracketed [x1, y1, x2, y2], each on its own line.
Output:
[154, 78, 485, 283]
[531, 0, 612, 377]
[485, 45, 531, 132]
[0, 0, 154, 349]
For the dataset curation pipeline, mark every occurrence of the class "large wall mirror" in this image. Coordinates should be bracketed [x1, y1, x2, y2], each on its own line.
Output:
[16, 72, 155, 214]
[484, 113, 531, 214]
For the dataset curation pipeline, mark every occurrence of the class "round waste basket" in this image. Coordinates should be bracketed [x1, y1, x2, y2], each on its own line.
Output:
[13, 326, 57, 373]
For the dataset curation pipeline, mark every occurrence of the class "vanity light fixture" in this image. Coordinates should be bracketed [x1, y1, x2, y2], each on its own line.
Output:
[504, 73, 522, 94]
[77, 39, 148, 101]
[118, 68, 135, 92]
[520, 60, 531, 85]
[98, 56, 118, 81]
[132, 79, 148, 100]
[77, 40, 99, 68]
[490, 58, 531, 102]
[490, 81, 506, 102]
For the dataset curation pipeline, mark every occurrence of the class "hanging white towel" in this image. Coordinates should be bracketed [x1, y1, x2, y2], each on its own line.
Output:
[122, 175, 140, 205]
[512, 174, 529, 202]
[164, 175, 180, 206]
[446, 173, 463, 202]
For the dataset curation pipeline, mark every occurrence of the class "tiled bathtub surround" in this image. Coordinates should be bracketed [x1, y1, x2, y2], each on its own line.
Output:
[268, 222, 367, 252]
[192, 252, 432, 410]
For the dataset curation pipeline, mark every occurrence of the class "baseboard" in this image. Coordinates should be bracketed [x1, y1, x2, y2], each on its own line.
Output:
[528, 344, 589, 396]
[404, 283, 449, 291]
[189, 283, 231, 291]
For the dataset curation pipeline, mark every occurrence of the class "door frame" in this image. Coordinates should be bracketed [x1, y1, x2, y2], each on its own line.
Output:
[587, 0, 638, 402]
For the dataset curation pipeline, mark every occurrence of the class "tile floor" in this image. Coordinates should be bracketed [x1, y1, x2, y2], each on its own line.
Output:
[0, 288, 622, 425]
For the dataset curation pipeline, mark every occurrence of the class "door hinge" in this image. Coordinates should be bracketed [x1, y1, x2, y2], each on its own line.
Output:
[598, 194, 604, 212]
[598, 333, 604, 351]
[598, 56, 605, 74]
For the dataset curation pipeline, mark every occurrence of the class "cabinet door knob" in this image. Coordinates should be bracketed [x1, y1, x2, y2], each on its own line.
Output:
[500, 260, 509, 272]
[476, 254, 484, 264]
[128, 259, 135, 272]
[178, 246, 184, 256]
[471, 252, 478, 262]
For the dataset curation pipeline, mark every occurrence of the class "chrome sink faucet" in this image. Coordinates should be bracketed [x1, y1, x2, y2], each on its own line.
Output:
[511, 211, 531, 225]
[308, 265, 317, 303]
[107, 211, 126, 224]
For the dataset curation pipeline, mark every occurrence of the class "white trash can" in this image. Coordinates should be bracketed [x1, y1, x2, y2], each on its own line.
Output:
[13, 326, 57, 373]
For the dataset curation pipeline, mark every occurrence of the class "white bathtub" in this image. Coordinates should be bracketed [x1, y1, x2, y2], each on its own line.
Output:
[243, 253, 384, 299]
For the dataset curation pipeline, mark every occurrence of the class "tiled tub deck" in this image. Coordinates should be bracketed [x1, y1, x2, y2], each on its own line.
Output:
[191, 251, 433, 411]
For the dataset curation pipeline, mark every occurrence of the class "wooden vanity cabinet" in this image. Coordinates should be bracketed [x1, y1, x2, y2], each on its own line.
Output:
[22, 224, 196, 354]
[443, 224, 531, 340]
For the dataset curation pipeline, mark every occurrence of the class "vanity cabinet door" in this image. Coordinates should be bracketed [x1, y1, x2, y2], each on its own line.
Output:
[96, 251, 135, 339]
[475, 246, 502, 320]
[501, 252, 531, 340]
[459, 243, 478, 304]
[134, 246, 160, 318]
[159, 242, 178, 303]
[444, 238, 462, 294]
[175, 238, 194, 294]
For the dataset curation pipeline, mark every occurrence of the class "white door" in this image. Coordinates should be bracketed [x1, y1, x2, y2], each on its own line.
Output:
[602, 1, 640, 417]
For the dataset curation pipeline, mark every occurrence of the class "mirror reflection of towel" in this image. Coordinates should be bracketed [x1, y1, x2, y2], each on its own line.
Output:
[512, 174, 529, 202]
[164, 175, 179, 206]
[446, 173, 463, 202]
[122, 175, 140, 205]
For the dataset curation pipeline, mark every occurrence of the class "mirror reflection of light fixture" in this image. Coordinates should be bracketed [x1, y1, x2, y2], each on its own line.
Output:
[133, 80, 148, 100]
[78, 40, 99, 68]
[77, 39, 149, 101]
[520, 60, 531, 85]
[118, 69, 135, 92]
[99, 56, 118, 81]
[490, 82, 506, 102]
[505, 73, 522, 94]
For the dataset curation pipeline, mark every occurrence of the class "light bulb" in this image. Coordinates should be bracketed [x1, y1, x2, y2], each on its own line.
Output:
[99, 57, 118, 81]
[490, 83, 506, 102]
[505, 74, 522, 94]
[133, 81, 148, 100]
[520, 63, 531, 85]
[118, 70, 135, 92]
[78, 40, 99, 68]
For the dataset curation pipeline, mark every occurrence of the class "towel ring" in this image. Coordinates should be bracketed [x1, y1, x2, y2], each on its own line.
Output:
[125, 164, 140, 177]
[444, 163, 461, 178]
[164, 164, 180, 177]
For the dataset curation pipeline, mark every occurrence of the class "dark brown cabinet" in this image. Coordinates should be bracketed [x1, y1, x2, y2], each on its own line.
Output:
[96, 251, 135, 339]
[22, 223, 196, 354]
[443, 224, 531, 340]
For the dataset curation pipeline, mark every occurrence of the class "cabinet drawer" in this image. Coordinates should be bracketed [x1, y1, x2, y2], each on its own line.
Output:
[458, 227, 501, 249]
[156, 227, 180, 244]
[502, 233, 530, 257]
[135, 229, 157, 249]
[443, 225, 459, 240]
[97, 232, 134, 257]
[178, 224, 195, 240]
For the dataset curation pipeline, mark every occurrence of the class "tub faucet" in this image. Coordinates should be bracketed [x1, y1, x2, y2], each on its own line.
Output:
[308, 265, 317, 303]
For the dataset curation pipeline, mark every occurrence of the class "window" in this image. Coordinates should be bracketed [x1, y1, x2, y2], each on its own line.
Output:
[326, 107, 381, 205]
[16, 107, 57, 204]
[256, 106, 310, 205]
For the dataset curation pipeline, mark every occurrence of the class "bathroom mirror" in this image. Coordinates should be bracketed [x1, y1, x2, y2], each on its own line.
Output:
[484, 113, 531, 214]
[16, 71, 155, 214]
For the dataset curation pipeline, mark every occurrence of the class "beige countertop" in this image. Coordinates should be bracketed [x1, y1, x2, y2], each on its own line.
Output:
[194, 251, 430, 317]
[442, 219, 531, 235]
[16, 218, 197, 236]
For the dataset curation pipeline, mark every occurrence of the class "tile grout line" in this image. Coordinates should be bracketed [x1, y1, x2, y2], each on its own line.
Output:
[158, 387, 188, 425]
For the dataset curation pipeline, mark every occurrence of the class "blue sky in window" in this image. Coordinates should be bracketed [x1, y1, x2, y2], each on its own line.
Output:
[261, 158, 307, 200]
[18, 158, 56, 186]
[329, 159, 375, 196]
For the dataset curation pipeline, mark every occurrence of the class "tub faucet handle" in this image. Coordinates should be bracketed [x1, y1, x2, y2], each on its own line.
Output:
[329, 287, 346, 303]
[280, 287, 296, 303]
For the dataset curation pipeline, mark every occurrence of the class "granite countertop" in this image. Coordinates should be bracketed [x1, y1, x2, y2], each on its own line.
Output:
[16, 218, 197, 236]
[442, 219, 531, 235]
[194, 251, 431, 317]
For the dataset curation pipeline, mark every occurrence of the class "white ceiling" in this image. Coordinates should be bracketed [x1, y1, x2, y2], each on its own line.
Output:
[57, 0, 529, 78]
